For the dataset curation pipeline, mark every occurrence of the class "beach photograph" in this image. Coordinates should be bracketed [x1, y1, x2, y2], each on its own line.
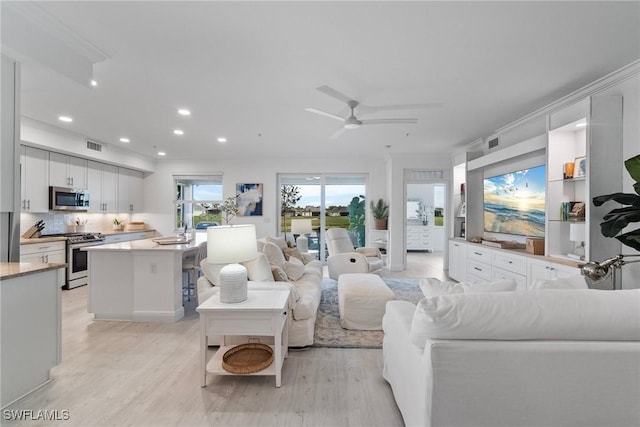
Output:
[483, 165, 546, 237]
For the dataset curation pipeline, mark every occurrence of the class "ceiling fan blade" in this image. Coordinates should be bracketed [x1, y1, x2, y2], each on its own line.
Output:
[304, 108, 345, 122]
[330, 127, 348, 139]
[358, 102, 443, 115]
[316, 85, 354, 104]
[361, 118, 418, 125]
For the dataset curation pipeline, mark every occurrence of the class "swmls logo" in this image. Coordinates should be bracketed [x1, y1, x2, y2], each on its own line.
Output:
[3, 409, 70, 421]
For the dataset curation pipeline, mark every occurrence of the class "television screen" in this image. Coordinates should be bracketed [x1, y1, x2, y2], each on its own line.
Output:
[483, 165, 546, 237]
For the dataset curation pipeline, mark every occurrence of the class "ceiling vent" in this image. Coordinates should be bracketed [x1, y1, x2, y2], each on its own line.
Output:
[86, 140, 103, 152]
[486, 135, 500, 150]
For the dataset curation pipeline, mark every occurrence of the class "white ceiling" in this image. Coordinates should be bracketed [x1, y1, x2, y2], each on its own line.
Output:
[4, 1, 640, 161]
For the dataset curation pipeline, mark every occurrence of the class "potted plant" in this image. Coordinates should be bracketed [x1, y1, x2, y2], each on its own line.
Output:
[593, 154, 640, 251]
[113, 217, 124, 231]
[370, 198, 389, 230]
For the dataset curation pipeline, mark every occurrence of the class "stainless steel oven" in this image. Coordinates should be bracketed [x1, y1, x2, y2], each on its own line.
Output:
[41, 233, 104, 289]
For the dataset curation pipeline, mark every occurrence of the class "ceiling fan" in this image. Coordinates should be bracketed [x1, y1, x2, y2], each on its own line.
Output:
[305, 85, 442, 133]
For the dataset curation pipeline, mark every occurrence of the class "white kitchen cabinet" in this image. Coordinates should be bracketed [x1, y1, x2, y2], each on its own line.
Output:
[407, 225, 432, 250]
[20, 240, 66, 288]
[49, 152, 87, 188]
[448, 239, 467, 282]
[118, 167, 144, 212]
[20, 146, 49, 212]
[87, 160, 118, 212]
[526, 257, 580, 288]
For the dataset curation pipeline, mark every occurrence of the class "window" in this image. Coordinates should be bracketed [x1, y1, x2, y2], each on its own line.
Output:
[174, 175, 223, 230]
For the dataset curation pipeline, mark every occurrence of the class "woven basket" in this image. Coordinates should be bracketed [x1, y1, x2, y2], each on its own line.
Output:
[222, 343, 273, 374]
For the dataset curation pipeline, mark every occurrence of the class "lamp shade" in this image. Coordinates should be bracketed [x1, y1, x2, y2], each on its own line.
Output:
[569, 222, 586, 242]
[290, 218, 313, 234]
[207, 224, 257, 264]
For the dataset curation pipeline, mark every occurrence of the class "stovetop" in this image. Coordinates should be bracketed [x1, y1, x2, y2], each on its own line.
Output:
[40, 232, 104, 243]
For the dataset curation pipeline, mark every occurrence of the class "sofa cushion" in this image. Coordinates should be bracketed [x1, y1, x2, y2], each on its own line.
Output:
[263, 241, 286, 268]
[243, 253, 274, 282]
[529, 274, 588, 290]
[420, 278, 517, 297]
[409, 289, 640, 347]
[284, 257, 305, 281]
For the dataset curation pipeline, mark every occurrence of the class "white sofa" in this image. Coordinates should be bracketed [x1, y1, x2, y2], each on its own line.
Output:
[383, 284, 640, 427]
[325, 227, 384, 280]
[197, 238, 323, 347]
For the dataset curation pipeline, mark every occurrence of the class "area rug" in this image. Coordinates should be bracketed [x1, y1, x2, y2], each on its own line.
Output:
[313, 277, 423, 349]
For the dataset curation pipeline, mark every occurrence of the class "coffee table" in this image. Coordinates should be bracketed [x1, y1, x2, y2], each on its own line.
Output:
[197, 289, 290, 387]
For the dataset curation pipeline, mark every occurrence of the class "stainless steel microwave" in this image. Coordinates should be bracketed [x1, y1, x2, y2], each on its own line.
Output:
[49, 187, 90, 211]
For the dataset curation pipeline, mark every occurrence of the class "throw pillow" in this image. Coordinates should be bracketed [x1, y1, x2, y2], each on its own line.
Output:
[263, 242, 286, 268]
[266, 235, 287, 251]
[271, 265, 288, 282]
[243, 253, 274, 282]
[420, 277, 517, 298]
[283, 257, 305, 281]
[200, 258, 225, 286]
[529, 275, 588, 290]
[282, 246, 308, 263]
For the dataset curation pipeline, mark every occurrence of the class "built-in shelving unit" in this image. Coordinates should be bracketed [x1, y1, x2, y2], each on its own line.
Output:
[547, 95, 623, 263]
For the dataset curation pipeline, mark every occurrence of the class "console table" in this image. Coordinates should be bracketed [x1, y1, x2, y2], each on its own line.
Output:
[197, 289, 290, 388]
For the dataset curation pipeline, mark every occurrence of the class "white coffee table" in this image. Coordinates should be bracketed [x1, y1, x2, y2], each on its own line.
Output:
[196, 289, 290, 388]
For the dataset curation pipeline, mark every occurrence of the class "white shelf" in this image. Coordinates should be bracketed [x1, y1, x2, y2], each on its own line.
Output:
[207, 344, 278, 376]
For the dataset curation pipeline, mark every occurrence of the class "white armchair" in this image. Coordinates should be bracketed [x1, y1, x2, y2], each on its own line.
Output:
[325, 228, 383, 280]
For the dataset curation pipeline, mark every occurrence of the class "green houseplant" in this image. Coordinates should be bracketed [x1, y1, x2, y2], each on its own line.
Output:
[370, 198, 389, 230]
[593, 154, 640, 251]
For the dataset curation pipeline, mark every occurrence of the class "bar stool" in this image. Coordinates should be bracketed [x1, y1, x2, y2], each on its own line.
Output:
[182, 242, 207, 302]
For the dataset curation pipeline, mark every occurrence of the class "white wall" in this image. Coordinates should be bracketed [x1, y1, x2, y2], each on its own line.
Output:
[142, 156, 388, 241]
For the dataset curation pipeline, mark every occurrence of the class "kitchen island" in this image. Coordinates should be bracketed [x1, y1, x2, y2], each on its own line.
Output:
[1, 262, 66, 408]
[83, 234, 206, 322]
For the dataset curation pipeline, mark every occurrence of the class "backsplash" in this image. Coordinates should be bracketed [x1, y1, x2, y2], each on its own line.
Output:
[20, 212, 141, 235]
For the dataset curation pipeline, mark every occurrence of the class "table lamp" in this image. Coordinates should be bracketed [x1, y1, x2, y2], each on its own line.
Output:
[569, 222, 586, 260]
[207, 224, 257, 303]
[290, 219, 313, 252]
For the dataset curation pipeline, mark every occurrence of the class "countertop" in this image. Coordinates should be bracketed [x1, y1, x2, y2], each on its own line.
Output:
[1, 262, 67, 280]
[20, 229, 155, 245]
[20, 236, 68, 244]
[82, 234, 206, 252]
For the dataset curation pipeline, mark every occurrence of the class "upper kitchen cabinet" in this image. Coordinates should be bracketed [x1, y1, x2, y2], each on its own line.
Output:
[118, 167, 144, 212]
[20, 146, 49, 212]
[87, 161, 118, 213]
[49, 152, 87, 189]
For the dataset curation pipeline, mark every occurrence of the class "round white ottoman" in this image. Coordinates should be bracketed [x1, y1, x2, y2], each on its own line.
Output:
[337, 273, 395, 330]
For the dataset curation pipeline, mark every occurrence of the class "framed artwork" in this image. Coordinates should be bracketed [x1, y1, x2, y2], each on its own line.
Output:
[574, 156, 586, 178]
[236, 183, 263, 216]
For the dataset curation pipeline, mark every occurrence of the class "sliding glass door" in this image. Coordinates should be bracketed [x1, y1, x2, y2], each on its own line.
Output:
[279, 174, 367, 261]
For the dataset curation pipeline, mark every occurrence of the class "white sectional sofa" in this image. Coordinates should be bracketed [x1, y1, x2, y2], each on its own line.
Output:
[382, 281, 640, 427]
[197, 237, 323, 347]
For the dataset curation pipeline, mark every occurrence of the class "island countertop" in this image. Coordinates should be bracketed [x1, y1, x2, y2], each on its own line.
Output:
[82, 234, 207, 252]
[1, 262, 67, 280]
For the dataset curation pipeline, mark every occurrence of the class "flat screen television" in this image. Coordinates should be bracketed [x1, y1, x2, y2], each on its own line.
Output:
[483, 164, 546, 238]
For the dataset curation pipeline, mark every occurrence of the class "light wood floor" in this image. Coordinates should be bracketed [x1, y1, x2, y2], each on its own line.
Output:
[4, 252, 447, 427]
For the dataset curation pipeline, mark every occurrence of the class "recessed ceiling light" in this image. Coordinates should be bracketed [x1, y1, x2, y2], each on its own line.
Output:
[173, 129, 184, 135]
[119, 137, 130, 143]
[177, 109, 191, 116]
[217, 137, 227, 143]
[90, 80, 97, 87]
[157, 151, 166, 156]
[58, 116, 73, 123]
